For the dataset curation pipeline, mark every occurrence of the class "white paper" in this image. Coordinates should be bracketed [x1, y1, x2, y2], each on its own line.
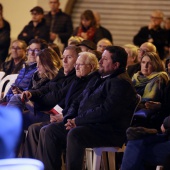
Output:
[53, 104, 63, 114]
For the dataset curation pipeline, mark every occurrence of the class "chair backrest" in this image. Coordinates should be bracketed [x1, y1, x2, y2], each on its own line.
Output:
[0, 158, 44, 170]
[0, 74, 18, 99]
[0, 71, 5, 81]
[130, 94, 142, 126]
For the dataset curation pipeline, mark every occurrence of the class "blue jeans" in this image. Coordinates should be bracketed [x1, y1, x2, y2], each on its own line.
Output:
[7, 94, 50, 130]
[121, 134, 170, 170]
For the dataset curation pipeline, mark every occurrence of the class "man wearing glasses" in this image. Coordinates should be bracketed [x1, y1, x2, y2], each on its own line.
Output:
[127, 42, 157, 78]
[1, 40, 27, 77]
[18, 6, 50, 45]
[0, 38, 48, 104]
[133, 10, 167, 60]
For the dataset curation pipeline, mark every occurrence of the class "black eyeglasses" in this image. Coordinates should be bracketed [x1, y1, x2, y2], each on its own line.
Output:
[137, 48, 148, 54]
[27, 48, 40, 55]
[74, 64, 91, 68]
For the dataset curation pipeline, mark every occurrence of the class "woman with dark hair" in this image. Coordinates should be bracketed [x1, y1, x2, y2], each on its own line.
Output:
[73, 10, 97, 42]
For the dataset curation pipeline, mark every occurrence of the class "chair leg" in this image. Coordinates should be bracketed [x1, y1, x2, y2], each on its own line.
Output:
[86, 148, 93, 170]
[93, 149, 102, 170]
[108, 152, 116, 170]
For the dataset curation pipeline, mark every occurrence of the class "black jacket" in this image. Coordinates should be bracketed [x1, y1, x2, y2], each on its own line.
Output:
[0, 19, 10, 63]
[133, 26, 167, 60]
[45, 9, 73, 46]
[34, 71, 99, 112]
[18, 18, 49, 44]
[30, 69, 76, 111]
[64, 69, 137, 147]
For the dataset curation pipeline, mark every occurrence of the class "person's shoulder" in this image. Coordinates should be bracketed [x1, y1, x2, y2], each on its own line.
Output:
[2, 19, 10, 29]
[157, 71, 169, 81]
[109, 71, 133, 87]
[138, 26, 148, 31]
[58, 9, 70, 17]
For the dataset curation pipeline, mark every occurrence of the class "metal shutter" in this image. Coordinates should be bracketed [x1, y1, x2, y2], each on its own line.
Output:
[71, 0, 170, 46]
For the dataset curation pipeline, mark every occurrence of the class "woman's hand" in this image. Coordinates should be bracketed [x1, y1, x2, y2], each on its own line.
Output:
[161, 124, 166, 133]
[21, 91, 32, 102]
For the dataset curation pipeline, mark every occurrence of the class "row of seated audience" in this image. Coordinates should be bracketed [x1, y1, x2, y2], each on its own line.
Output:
[0, 37, 170, 169]
[0, 36, 169, 170]
[2, 0, 170, 64]
[1, 0, 170, 169]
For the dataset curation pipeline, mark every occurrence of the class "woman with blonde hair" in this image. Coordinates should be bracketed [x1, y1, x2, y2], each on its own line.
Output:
[132, 52, 169, 129]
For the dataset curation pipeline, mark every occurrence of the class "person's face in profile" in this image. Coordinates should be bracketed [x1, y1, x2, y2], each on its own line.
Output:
[62, 49, 77, 75]
[75, 55, 92, 78]
[36, 56, 46, 75]
[99, 50, 115, 76]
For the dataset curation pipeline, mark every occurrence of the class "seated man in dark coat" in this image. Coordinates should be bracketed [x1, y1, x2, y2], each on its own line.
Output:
[35, 46, 137, 170]
[18, 6, 49, 45]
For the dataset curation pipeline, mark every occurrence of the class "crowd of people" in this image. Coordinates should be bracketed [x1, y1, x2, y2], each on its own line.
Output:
[0, 0, 170, 170]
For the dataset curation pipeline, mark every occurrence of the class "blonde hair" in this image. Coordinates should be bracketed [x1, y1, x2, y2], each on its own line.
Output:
[124, 44, 138, 63]
[37, 48, 62, 79]
[68, 36, 84, 46]
[78, 51, 99, 71]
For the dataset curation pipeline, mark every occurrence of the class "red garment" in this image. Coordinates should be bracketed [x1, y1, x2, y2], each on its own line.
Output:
[77, 26, 96, 41]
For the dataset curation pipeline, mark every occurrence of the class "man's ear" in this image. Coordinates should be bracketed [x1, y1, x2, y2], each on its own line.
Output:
[90, 64, 94, 72]
[112, 62, 120, 69]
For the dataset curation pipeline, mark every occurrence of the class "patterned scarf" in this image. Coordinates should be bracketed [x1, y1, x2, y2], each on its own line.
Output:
[132, 71, 169, 102]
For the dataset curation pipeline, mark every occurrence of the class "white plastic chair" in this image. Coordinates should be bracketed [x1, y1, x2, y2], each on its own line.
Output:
[0, 71, 5, 81]
[0, 74, 18, 98]
[156, 165, 163, 170]
[0, 158, 44, 170]
[86, 94, 141, 170]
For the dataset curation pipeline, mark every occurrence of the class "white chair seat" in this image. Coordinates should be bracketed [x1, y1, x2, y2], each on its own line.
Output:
[0, 158, 44, 170]
[0, 71, 5, 81]
[0, 74, 18, 99]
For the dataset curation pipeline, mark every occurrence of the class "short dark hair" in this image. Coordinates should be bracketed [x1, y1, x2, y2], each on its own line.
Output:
[28, 38, 48, 50]
[64, 45, 82, 57]
[30, 6, 44, 14]
[0, 3, 3, 11]
[105, 46, 128, 69]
